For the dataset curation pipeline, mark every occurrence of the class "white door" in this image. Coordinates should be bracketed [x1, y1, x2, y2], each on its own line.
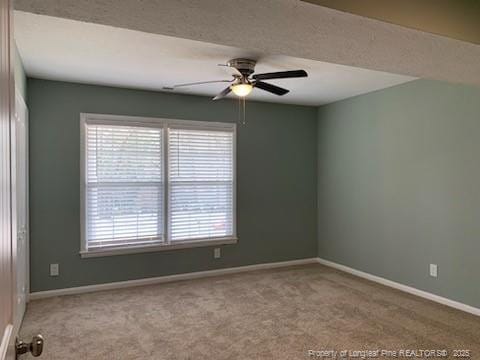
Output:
[13, 89, 29, 332]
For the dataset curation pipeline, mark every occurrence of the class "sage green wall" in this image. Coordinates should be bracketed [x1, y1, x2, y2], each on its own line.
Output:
[14, 44, 26, 100]
[28, 78, 318, 292]
[317, 79, 480, 308]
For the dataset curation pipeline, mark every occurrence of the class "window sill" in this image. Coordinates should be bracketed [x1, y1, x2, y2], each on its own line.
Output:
[79, 237, 238, 258]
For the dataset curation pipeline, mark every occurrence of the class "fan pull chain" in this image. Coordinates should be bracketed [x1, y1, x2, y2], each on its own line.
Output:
[238, 97, 241, 124]
[242, 97, 246, 125]
[237, 97, 246, 125]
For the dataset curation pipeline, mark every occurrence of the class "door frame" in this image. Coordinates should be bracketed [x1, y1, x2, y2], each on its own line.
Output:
[0, 0, 17, 359]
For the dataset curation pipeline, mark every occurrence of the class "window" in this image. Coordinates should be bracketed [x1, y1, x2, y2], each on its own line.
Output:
[80, 114, 236, 257]
[169, 128, 234, 241]
[84, 122, 164, 250]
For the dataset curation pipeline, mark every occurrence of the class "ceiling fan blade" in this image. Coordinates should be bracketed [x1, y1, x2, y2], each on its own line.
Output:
[254, 81, 289, 96]
[213, 86, 232, 100]
[171, 79, 232, 88]
[252, 70, 308, 81]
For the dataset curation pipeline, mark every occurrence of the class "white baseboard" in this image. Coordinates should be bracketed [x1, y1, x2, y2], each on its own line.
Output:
[316, 257, 480, 317]
[29, 258, 318, 300]
[0, 324, 12, 360]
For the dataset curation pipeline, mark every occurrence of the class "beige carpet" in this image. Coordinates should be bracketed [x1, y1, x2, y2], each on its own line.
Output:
[20, 264, 480, 359]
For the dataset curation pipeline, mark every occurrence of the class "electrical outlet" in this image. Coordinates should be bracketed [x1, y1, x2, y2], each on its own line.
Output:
[429, 264, 438, 278]
[214, 248, 221, 259]
[50, 263, 59, 276]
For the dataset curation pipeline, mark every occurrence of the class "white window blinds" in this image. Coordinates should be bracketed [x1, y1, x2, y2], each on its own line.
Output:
[169, 128, 234, 241]
[85, 123, 164, 250]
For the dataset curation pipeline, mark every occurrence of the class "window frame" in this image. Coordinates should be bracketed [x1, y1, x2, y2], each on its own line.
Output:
[80, 113, 237, 258]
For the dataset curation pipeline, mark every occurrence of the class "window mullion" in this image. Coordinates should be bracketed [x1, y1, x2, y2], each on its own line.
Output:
[157, 127, 164, 242]
[164, 123, 170, 244]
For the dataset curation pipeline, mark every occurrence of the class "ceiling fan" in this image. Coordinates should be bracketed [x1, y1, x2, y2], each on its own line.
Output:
[168, 58, 308, 100]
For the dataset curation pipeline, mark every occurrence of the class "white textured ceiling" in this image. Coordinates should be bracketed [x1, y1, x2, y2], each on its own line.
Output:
[14, 0, 480, 87]
[14, 11, 415, 106]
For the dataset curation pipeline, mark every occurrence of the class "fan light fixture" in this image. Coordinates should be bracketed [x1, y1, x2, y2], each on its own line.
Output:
[231, 83, 253, 97]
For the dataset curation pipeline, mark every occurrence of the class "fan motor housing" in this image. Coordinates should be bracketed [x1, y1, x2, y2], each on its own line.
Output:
[227, 58, 256, 76]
